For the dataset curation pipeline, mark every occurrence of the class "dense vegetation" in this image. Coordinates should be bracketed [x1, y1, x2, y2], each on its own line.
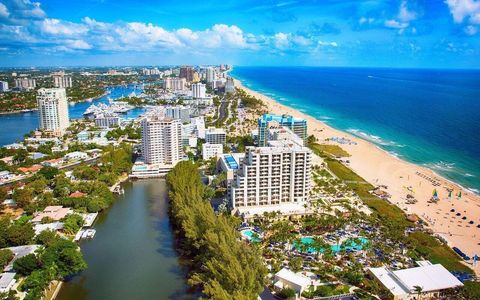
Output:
[166, 161, 267, 299]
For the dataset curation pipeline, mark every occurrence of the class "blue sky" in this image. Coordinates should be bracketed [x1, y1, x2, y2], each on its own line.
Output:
[0, 0, 479, 68]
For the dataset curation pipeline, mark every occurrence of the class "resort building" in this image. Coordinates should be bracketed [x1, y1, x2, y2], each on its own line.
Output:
[164, 77, 187, 91]
[368, 263, 463, 300]
[15, 78, 36, 90]
[205, 127, 226, 145]
[53, 75, 73, 88]
[273, 268, 311, 298]
[258, 114, 307, 146]
[192, 83, 206, 99]
[37, 88, 70, 136]
[230, 138, 312, 217]
[141, 116, 182, 165]
[202, 143, 223, 160]
[0, 81, 8, 92]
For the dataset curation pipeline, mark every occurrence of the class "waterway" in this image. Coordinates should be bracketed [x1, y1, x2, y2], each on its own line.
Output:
[0, 84, 146, 146]
[56, 179, 193, 300]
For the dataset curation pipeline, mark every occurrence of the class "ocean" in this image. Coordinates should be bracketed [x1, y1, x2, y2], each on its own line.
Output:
[231, 67, 480, 194]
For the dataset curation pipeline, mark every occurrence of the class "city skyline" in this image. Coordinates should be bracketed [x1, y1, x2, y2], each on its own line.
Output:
[0, 0, 480, 68]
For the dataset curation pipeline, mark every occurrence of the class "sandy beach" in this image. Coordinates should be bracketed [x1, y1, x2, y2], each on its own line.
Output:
[234, 78, 480, 272]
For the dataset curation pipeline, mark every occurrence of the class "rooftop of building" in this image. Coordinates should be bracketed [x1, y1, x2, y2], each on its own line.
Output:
[259, 114, 306, 124]
[368, 263, 463, 296]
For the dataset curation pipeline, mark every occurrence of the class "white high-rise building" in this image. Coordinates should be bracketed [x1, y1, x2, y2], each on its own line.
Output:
[15, 78, 36, 90]
[0, 81, 8, 92]
[230, 138, 312, 213]
[225, 77, 235, 94]
[206, 67, 216, 83]
[141, 116, 182, 165]
[164, 77, 186, 91]
[164, 106, 191, 122]
[191, 83, 206, 98]
[53, 75, 72, 88]
[37, 88, 70, 136]
[191, 116, 206, 139]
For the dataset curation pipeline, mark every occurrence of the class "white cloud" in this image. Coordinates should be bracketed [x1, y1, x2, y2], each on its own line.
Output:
[445, 0, 480, 24]
[398, 0, 417, 22]
[40, 18, 88, 35]
[359, 17, 375, 24]
[0, 3, 10, 18]
[384, 19, 409, 29]
[317, 41, 338, 47]
[65, 39, 92, 50]
[274, 32, 289, 48]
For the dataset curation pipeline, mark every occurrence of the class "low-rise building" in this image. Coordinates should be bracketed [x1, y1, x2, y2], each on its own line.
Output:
[95, 113, 120, 128]
[0, 273, 16, 293]
[368, 263, 463, 300]
[202, 143, 223, 160]
[32, 206, 72, 223]
[64, 151, 88, 161]
[273, 268, 311, 298]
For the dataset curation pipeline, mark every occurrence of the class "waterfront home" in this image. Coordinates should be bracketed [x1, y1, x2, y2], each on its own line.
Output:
[41, 158, 63, 167]
[17, 164, 42, 173]
[31, 206, 72, 223]
[33, 222, 64, 235]
[69, 190, 87, 198]
[64, 151, 88, 161]
[0, 272, 16, 293]
[4, 143, 25, 150]
[368, 262, 463, 300]
[3, 245, 40, 272]
[273, 268, 311, 298]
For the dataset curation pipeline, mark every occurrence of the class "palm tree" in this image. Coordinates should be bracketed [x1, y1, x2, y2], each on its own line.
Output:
[413, 285, 423, 300]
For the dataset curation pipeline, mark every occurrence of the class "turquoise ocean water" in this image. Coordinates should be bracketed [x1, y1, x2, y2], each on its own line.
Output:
[231, 67, 480, 194]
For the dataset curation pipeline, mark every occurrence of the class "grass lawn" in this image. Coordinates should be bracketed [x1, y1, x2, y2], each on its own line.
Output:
[311, 144, 350, 158]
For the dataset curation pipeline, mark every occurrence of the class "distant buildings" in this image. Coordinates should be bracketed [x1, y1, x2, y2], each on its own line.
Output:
[225, 77, 235, 94]
[141, 116, 182, 165]
[206, 67, 216, 83]
[0, 81, 8, 92]
[15, 78, 36, 90]
[164, 106, 191, 123]
[205, 127, 226, 145]
[202, 143, 223, 160]
[164, 77, 187, 91]
[179, 66, 194, 82]
[192, 83, 206, 99]
[94, 113, 120, 128]
[258, 114, 307, 146]
[37, 88, 70, 136]
[53, 75, 73, 88]
[142, 67, 161, 76]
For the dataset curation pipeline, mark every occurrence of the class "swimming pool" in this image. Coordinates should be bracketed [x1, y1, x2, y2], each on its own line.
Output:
[241, 229, 262, 242]
[296, 237, 368, 253]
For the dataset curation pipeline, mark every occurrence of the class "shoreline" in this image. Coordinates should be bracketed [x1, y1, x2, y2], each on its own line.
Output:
[233, 77, 480, 271]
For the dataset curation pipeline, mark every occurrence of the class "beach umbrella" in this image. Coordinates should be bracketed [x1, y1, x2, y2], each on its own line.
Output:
[433, 189, 438, 198]
[458, 191, 462, 198]
[448, 191, 452, 198]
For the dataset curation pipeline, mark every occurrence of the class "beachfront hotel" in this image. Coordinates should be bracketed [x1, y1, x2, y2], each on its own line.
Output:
[230, 136, 312, 217]
[258, 114, 307, 146]
[37, 88, 70, 136]
[140, 116, 182, 165]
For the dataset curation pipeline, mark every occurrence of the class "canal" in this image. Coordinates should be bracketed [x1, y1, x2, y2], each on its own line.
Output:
[56, 179, 193, 300]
